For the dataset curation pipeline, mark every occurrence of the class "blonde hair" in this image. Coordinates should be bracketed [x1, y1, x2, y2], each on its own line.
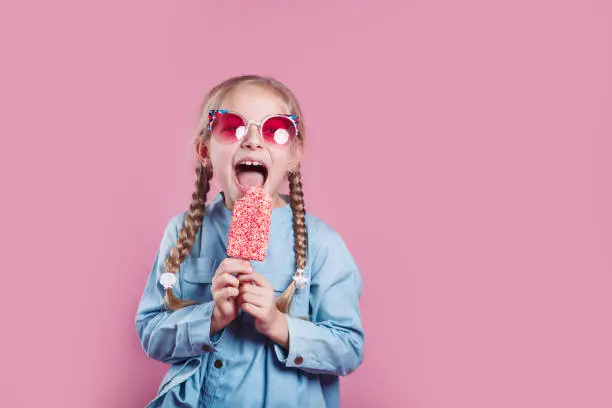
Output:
[163, 75, 308, 315]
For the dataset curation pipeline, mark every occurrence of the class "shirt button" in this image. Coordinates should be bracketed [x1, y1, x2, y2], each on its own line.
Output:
[202, 344, 213, 352]
[294, 356, 304, 365]
[214, 359, 223, 369]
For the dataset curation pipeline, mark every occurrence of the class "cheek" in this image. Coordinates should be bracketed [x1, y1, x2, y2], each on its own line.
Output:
[209, 145, 234, 177]
[269, 154, 293, 179]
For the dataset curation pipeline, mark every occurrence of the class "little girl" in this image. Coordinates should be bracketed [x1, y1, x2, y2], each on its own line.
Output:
[136, 75, 364, 408]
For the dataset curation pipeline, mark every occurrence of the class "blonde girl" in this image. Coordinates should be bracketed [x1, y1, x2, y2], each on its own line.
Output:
[136, 75, 364, 408]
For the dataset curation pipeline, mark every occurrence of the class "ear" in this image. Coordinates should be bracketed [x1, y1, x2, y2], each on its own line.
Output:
[194, 139, 210, 166]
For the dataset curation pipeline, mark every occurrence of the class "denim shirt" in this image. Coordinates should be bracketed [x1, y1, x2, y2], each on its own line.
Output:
[135, 193, 364, 408]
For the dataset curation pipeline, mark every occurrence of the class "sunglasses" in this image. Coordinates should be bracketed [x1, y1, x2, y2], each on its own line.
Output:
[207, 109, 300, 146]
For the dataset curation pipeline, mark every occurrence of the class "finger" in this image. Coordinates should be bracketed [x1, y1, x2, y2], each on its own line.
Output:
[238, 283, 267, 297]
[237, 271, 271, 289]
[213, 286, 238, 302]
[241, 302, 264, 318]
[217, 258, 253, 275]
[213, 286, 239, 302]
[212, 272, 239, 291]
[239, 292, 265, 307]
[214, 258, 253, 277]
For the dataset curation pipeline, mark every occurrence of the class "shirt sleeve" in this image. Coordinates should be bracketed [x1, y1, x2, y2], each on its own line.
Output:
[273, 227, 365, 376]
[135, 216, 224, 364]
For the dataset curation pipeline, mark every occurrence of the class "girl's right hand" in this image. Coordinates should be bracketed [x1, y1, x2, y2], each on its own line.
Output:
[210, 258, 252, 334]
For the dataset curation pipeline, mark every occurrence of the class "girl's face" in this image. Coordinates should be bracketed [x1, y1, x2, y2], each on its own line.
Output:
[202, 84, 302, 209]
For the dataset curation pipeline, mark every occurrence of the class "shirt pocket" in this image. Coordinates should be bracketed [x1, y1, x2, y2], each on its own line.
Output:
[266, 272, 292, 296]
[179, 256, 220, 303]
[267, 272, 310, 319]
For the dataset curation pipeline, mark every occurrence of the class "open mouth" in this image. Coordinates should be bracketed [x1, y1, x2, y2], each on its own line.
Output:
[234, 159, 269, 192]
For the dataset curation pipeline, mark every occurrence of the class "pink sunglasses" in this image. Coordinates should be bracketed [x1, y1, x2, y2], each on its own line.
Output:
[207, 110, 300, 146]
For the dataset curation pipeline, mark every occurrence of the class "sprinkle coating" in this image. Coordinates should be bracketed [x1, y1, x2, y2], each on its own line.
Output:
[227, 186, 273, 261]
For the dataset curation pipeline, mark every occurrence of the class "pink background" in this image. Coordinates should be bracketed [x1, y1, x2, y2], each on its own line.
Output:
[1, 1, 610, 407]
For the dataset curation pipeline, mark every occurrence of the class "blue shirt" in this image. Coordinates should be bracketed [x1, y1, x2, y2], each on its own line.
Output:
[136, 193, 364, 408]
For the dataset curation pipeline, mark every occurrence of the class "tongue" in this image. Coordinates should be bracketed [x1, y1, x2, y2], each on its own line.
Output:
[237, 171, 264, 188]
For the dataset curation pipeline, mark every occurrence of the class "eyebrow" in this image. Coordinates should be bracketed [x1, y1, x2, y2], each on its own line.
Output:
[214, 110, 292, 121]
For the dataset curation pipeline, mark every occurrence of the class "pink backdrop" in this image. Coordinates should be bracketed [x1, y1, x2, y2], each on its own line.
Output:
[1, 1, 610, 407]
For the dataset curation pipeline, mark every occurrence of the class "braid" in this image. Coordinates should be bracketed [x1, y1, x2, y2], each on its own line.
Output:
[164, 164, 213, 310]
[276, 166, 308, 314]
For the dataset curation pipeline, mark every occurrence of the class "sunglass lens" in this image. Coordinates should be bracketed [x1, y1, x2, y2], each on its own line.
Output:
[261, 116, 296, 145]
[211, 112, 246, 143]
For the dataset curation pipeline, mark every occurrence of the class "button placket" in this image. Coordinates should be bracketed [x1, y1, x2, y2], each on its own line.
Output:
[201, 354, 225, 407]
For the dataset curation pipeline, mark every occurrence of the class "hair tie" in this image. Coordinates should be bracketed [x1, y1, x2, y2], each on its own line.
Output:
[292, 268, 310, 289]
[160, 272, 177, 290]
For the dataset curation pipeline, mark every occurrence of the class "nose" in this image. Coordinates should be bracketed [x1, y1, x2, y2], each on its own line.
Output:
[240, 122, 264, 150]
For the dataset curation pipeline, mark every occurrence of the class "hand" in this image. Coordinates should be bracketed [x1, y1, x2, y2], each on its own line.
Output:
[210, 258, 252, 334]
[237, 271, 289, 347]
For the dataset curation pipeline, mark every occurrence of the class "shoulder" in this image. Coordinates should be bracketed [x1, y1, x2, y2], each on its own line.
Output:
[161, 197, 226, 249]
[164, 210, 188, 233]
[305, 212, 342, 246]
[153, 211, 187, 251]
[165, 199, 216, 232]
[304, 212, 359, 280]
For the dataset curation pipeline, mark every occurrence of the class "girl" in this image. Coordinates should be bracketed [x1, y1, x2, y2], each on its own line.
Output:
[135, 75, 364, 408]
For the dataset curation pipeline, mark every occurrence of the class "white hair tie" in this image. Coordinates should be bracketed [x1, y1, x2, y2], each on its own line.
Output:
[160, 272, 177, 290]
[292, 268, 310, 289]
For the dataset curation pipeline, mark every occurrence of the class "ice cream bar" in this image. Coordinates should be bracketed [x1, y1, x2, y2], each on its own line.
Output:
[227, 186, 273, 261]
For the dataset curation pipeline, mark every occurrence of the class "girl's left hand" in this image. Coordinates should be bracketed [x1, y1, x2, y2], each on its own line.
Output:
[237, 271, 286, 338]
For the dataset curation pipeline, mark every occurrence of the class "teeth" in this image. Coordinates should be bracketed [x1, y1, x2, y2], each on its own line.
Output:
[241, 161, 262, 166]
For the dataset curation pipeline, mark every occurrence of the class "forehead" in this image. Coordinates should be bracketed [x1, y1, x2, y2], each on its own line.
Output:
[219, 84, 290, 121]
